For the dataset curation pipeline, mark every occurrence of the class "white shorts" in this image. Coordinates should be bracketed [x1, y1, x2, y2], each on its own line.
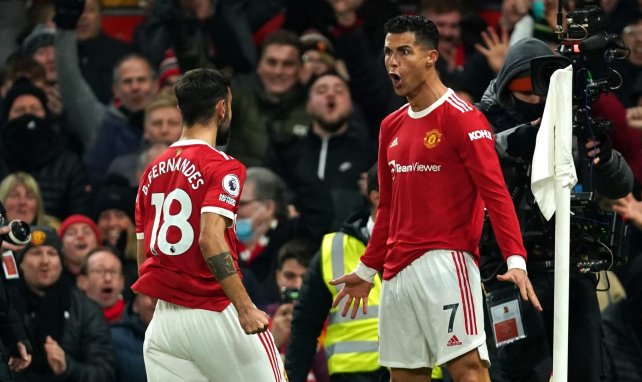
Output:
[379, 250, 490, 369]
[144, 300, 286, 382]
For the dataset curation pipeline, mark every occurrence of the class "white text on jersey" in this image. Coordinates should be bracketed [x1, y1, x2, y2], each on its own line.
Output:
[468, 130, 493, 141]
[142, 157, 204, 196]
[218, 194, 236, 206]
[389, 160, 442, 174]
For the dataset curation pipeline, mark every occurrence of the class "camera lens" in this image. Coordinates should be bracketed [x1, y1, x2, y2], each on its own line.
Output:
[4, 220, 31, 245]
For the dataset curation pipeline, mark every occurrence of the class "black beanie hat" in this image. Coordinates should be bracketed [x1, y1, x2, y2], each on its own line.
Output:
[16, 225, 63, 264]
[2, 77, 48, 122]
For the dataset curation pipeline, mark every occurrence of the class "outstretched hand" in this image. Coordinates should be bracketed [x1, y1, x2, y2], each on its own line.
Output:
[474, 26, 510, 74]
[329, 272, 373, 319]
[497, 268, 543, 311]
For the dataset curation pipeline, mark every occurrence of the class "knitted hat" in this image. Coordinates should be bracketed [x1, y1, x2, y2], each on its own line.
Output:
[58, 214, 102, 244]
[158, 49, 181, 88]
[17, 225, 63, 264]
[2, 77, 48, 122]
[300, 32, 336, 67]
[507, 70, 533, 93]
[21, 24, 56, 55]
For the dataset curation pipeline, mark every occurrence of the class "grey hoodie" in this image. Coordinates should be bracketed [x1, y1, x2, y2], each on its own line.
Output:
[480, 37, 558, 111]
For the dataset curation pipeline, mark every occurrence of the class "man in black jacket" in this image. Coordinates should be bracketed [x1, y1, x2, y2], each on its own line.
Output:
[476, 37, 634, 382]
[13, 226, 116, 382]
[0, 222, 32, 380]
[285, 165, 389, 382]
[269, 71, 376, 230]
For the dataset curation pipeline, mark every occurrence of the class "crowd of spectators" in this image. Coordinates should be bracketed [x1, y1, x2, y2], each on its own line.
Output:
[0, 0, 642, 381]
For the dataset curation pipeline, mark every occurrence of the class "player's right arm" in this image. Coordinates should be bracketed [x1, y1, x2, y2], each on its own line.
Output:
[136, 239, 145, 274]
[329, 119, 393, 318]
[199, 212, 268, 334]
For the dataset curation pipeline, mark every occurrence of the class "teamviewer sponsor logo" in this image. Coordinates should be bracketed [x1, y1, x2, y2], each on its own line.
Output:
[447, 335, 462, 347]
[388, 160, 442, 176]
[468, 129, 493, 141]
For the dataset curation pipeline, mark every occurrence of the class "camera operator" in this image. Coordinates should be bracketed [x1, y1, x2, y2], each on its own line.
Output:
[475, 37, 634, 382]
[0, 220, 32, 380]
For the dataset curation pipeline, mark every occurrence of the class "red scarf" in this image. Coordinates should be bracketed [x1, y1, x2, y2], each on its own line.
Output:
[103, 297, 125, 323]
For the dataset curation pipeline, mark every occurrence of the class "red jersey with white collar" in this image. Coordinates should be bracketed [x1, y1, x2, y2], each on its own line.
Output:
[133, 139, 246, 311]
[362, 89, 526, 280]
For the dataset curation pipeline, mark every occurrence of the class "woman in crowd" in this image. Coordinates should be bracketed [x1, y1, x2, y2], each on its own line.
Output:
[0, 172, 59, 229]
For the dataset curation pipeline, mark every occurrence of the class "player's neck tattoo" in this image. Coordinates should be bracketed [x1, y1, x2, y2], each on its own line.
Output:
[207, 252, 237, 281]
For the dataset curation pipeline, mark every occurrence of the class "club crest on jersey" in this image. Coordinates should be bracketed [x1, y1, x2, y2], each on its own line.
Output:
[424, 129, 442, 149]
[222, 174, 240, 197]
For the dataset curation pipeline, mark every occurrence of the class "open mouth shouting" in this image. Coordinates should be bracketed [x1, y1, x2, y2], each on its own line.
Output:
[389, 73, 402, 88]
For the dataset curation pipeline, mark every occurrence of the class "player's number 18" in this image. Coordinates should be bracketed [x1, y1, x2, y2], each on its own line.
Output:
[149, 189, 194, 256]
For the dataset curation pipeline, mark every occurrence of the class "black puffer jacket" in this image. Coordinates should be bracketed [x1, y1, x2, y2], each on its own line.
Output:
[13, 282, 116, 382]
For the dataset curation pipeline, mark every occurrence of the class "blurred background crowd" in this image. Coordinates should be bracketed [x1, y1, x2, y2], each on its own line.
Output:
[0, 0, 642, 381]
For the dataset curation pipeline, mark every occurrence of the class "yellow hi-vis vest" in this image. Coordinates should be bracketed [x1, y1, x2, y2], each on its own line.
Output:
[321, 232, 382, 375]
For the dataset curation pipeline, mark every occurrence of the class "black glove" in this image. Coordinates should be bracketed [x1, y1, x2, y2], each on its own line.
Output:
[53, 0, 85, 30]
[591, 134, 613, 165]
[506, 121, 539, 160]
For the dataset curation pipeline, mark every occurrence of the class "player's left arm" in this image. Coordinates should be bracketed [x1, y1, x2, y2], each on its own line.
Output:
[458, 112, 542, 311]
[200, 212, 269, 334]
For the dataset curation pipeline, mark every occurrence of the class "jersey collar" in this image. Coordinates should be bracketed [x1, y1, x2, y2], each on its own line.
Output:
[407, 88, 453, 119]
[170, 139, 213, 148]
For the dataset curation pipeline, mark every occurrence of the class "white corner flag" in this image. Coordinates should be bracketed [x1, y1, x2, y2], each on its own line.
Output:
[530, 65, 577, 221]
[530, 64, 575, 382]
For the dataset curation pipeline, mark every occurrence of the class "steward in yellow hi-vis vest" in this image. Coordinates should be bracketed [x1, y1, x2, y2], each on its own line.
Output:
[321, 229, 381, 374]
[284, 165, 391, 382]
[284, 165, 445, 382]
[284, 210, 390, 382]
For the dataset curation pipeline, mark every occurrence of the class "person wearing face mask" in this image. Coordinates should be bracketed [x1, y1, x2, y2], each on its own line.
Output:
[475, 37, 634, 382]
[237, 167, 333, 304]
[0, 78, 92, 221]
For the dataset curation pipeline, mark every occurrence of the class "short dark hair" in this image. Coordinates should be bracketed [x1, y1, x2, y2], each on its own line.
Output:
[367, 163, 378, 194]
[277, 239, 315, 270]
[80, 246, 122, 275]
[112, 53, 156, 84]
[260, 29, 302, 59]
[174, 68, 230, 127]
[2, 52, 45, 84]
[384, 15, 440, 50]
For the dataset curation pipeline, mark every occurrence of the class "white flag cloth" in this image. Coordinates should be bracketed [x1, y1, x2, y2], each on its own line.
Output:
[531, 65, 577, 220]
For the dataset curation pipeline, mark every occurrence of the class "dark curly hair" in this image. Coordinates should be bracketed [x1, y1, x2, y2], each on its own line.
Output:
[383, 14, 440, 50]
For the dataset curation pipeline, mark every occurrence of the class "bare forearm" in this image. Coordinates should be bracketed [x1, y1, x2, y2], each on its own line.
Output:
[136, 240, 146, 274]
[205, 251, 253, 311]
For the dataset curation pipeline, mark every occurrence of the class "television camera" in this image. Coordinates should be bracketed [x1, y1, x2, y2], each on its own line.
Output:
[527, 0, 632, 272]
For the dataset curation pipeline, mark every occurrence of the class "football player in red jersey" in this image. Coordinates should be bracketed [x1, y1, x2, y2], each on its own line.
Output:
[330, 15, 541, 382]
[133, 68, 286, 381]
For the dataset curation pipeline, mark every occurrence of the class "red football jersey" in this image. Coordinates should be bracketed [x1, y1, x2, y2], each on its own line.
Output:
[132, 139, 246, 311]
[362, 89, 526, 280]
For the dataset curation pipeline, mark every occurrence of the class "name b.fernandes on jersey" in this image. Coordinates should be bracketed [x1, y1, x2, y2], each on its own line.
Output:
[141, 156, 205, 195]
